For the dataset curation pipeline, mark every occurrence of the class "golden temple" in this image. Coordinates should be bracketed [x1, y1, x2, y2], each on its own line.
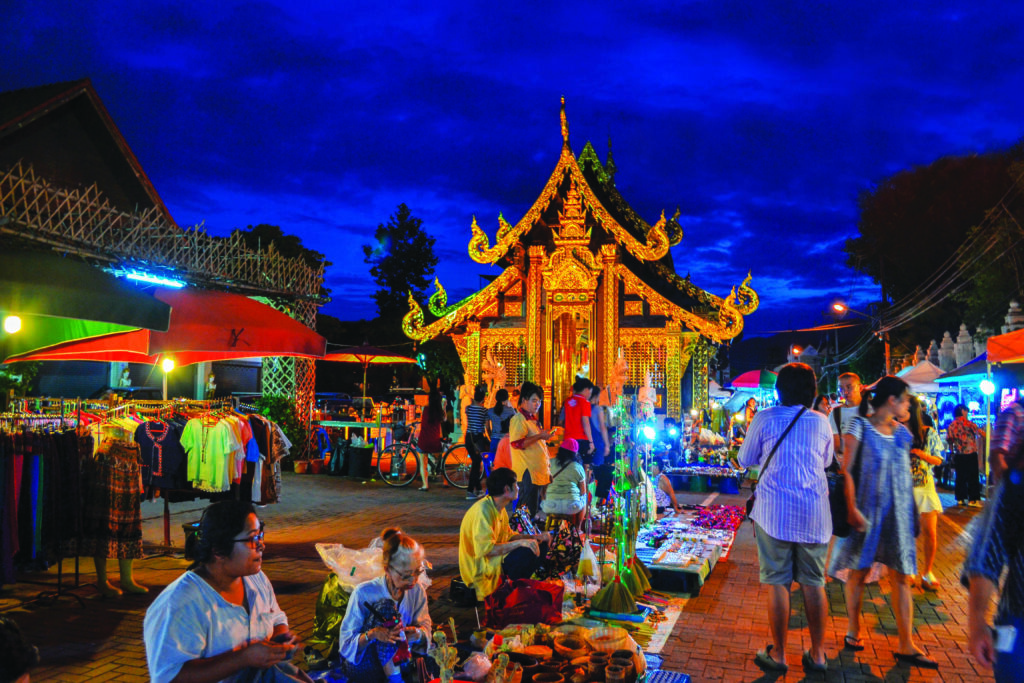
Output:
[403, 99, 758, 423]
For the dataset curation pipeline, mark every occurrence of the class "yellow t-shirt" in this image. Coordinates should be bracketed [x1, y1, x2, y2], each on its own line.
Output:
[509, 413, 552, 485]
[459, 496, 513, 600]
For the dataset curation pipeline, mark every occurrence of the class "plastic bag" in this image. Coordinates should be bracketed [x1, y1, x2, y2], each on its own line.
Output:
[577, 542, 601, 586]
[462, 652, 492, 681]
[306, 573, 351, 658]
[316, 543, 385, 591]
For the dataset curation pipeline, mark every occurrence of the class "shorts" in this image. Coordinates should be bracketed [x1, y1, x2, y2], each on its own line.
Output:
[753, 521, 828, 586]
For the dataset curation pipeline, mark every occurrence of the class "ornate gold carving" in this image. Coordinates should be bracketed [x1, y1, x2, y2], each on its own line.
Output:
[624, 300, 643, 317]
[650, 263, 760, 317]
[543, 245, 599, 293]
[613, 264, 744, 342]
[403, 266, 521, 342]
[467, 128, 670, 265]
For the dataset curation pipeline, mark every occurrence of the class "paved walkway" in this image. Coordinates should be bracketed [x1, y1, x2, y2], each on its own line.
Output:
[0, 473, 995, 682]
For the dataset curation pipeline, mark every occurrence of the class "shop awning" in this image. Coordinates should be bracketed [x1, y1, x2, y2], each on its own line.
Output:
[321, 344, 416, 397]
[5, 288, 326, 366]
[0, 249, 172, 331]
[728, 369, 777, 389]
[988, 328, 1024, 364]
[0, 315, 134, 361]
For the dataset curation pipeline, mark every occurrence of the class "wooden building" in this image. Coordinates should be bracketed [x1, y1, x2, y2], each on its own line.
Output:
[403, 101, 758, 423]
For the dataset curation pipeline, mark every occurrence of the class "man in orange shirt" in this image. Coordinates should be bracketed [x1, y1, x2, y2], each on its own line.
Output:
[561, 378, 594, 464]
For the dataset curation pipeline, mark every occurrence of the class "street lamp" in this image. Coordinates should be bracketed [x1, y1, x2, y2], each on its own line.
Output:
[161, 358, 175, 400]
[832, 301, 891, 375]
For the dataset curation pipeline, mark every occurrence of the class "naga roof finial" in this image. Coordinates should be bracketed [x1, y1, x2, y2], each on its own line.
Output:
[560, 96, 569, 146]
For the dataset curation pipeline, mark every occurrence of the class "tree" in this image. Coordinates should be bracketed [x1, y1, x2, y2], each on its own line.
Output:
[362, 204, 439, 320]
[844, 149, 1020, 345]
[234, 224, 332, 298]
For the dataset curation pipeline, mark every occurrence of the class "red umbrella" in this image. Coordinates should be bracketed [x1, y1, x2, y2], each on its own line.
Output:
[4, 288, 326, 366]
[729, 369, 778, 389]
[321, 344, 416, 398]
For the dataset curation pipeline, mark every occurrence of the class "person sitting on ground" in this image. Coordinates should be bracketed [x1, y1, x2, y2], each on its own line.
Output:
[459, 468, 551, 601]
[143, 500, 310, 683]
[0, 616, 39, 683]
[651, 458, 683, 515]
[338, 528, 432, 683]
[541, 438, 587, 528]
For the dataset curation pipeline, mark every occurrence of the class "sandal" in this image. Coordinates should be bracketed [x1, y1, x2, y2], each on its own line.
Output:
[843, 635, 865, 651]
[754, 644, 788, 672]
[894, 652, 938, 669]
[802, 651, 827, 672]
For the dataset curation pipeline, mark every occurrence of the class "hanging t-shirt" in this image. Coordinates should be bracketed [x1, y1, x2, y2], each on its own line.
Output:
[135, 421, 186, 492]
[181, 419, 244, 493]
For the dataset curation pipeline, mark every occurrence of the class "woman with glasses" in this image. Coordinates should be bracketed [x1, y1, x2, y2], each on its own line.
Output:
[144, 500, 309, 682]
[338, 528, 432, 683]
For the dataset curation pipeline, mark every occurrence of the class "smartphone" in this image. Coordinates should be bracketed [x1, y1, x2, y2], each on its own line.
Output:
[272, 633, 292, 644]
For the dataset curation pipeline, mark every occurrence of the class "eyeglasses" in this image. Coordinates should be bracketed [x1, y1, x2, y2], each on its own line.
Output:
[233, 522, 266, 548]
[390, 563, 426, 582]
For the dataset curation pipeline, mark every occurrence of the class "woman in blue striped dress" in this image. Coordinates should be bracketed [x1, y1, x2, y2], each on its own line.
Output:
[830, 376, 937, 669]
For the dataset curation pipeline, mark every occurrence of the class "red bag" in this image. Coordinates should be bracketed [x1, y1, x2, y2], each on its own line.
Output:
[484, 578, 564, 628]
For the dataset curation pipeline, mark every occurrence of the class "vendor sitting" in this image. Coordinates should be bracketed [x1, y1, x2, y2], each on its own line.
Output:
[652, 458, 683, 515]
[459, 468, 551, 601]
[540, 438, 587, 528]
[338, 528, 432, 683]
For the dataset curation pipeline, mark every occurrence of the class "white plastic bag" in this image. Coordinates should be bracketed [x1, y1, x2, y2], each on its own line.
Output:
[315, 543, 384, 592]
[577, 542, 601, 586]
[462, 652, 491, 681]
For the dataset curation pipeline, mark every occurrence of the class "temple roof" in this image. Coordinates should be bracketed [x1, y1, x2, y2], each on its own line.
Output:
[405, 101, 758, 342]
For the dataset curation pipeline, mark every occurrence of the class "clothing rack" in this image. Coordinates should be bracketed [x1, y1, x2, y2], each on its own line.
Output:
[0, 398, 90, 609]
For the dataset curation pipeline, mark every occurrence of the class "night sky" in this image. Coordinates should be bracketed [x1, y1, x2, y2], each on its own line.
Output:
[7, 1, 1024, 336]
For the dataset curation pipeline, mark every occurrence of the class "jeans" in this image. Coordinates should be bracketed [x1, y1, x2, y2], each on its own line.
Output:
[466, 434, 484, 493]
[502, 541, 549, 580]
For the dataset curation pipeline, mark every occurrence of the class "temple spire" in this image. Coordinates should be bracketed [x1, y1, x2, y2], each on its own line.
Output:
[606, 135, 617, 184]
[560, 96, 569, 146]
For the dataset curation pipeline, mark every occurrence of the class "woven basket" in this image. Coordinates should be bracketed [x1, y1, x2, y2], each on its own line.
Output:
[553, 634, 589, 660]
[586, 626, 630, 653]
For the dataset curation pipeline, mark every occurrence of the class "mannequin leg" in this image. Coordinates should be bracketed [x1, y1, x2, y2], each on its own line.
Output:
[118, 558, 148, 594]
[93, 557, 122, 597]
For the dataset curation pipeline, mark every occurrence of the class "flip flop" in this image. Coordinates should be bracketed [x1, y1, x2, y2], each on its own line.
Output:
[843, 635, 865, 651]
[754, 644, 788, 672]
[802, 651, 827, 672]
[894, 652, 939, 669]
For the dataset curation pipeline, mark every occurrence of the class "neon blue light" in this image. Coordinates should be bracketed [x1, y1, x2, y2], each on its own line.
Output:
[641, 425, 656, 440]
[980, 379, 995, 396]
[123, 271, 186, 288]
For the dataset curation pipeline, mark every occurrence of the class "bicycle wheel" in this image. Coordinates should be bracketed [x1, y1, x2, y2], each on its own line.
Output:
[442, 444, 472, 489]
[378, 444, 418, 487]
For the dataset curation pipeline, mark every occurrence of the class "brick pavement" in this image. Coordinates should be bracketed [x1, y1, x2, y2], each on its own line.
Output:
[0, 473, 997, 682]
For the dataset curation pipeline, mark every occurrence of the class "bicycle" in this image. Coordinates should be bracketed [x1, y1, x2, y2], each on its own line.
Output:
[377, 437, 475, 488]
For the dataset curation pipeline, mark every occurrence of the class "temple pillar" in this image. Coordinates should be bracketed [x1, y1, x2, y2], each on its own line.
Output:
[665, 319, 682, 419]
[690, 339, 713, 411]
[526, 245, 547, 423]
[599, 244, 619, 396]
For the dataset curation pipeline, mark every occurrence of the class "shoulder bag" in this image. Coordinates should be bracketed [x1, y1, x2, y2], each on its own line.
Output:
[827, 423, 862, 538]
[745, 407, 807, 519]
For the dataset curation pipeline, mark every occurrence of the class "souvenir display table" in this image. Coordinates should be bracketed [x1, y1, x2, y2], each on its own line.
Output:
[634, 506, 745, 594]
[665, 462, 745, 494]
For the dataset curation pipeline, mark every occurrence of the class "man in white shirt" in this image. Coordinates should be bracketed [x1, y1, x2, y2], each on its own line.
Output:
[739, 363, 835, 674]
[831, 372, 864, 460]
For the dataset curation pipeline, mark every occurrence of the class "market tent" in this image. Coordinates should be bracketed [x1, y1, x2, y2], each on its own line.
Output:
[896, 360, 943, 393]
[723, 389, 757, 413]
[729, 369, 777, 389]
[936, 353, 989, 384]
[0, 315, 134, 361]
[988, 328, 1024, 364]
[0, 249, 171, 331]
[708, 379, 732, 398]
[321, 344, 416, 398]
[4, 288, 326, 366]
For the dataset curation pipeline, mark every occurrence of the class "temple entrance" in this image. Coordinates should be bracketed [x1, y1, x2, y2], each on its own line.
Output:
[550, 309, 593, 418]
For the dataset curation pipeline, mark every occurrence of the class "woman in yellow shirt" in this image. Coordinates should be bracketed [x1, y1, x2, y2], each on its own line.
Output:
[508, 382, 553, 518]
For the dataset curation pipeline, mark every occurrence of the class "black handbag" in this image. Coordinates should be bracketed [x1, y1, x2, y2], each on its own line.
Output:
[828, 420, 864, 538]
[745, 407, 807, 519]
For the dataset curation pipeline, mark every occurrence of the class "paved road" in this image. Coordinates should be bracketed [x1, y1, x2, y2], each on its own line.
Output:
[0, 472, 995, 682]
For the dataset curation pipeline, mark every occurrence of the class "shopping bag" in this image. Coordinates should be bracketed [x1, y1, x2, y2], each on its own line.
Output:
[484, 578, 564, 628]
[535, 521, 583, 580]
[307, 573, 351, 658]
[577, 541, 601, 586]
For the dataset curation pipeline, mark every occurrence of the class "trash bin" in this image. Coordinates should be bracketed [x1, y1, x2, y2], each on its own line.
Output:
[346, 445, 375, 478]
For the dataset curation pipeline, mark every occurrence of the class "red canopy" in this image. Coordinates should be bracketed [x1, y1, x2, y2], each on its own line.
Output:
[5, 288, 326, 366]
[988, 328, 1024, 364]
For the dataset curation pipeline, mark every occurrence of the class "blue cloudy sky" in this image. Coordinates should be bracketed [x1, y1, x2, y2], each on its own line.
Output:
[6, 1, 1024, 334]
